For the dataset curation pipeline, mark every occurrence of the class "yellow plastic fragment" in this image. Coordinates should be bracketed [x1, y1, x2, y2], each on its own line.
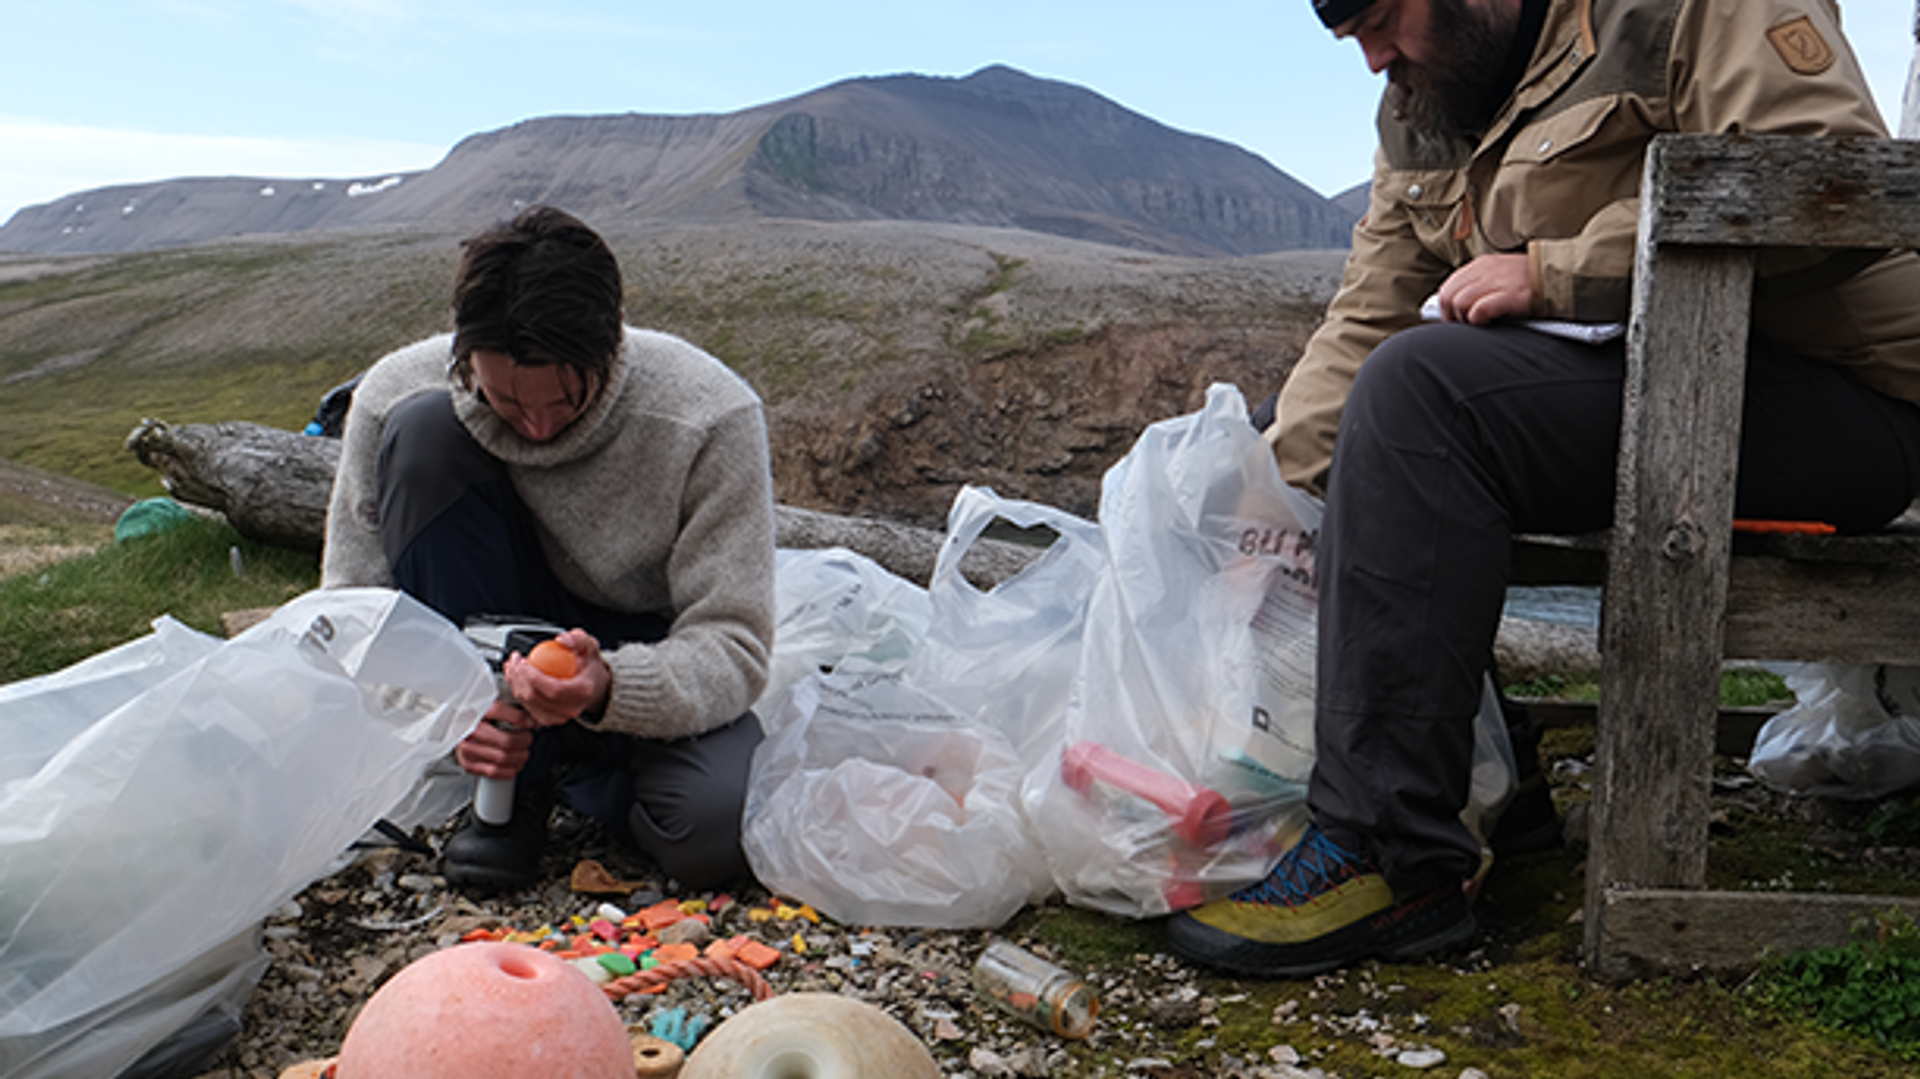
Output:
[678, 899, 708, 914]
[747, 908, 774, 923]
[791, 932, 808, 955]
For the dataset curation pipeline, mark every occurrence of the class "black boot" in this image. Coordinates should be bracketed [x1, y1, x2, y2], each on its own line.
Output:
[442, 781, 552, 892]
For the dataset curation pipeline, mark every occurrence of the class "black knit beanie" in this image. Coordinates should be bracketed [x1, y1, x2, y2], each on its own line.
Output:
[1314, 0, 1376, 28]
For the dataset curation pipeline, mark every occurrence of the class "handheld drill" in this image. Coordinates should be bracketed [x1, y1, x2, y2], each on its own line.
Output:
[462, 616, 566, 826]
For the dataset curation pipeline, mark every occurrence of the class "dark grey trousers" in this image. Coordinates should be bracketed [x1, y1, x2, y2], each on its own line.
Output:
[377, 389, 762, 888]
[1309, 322, 1920, 892]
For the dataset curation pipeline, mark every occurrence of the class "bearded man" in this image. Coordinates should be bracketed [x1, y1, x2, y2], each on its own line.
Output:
[1171, 0, 1920, 976]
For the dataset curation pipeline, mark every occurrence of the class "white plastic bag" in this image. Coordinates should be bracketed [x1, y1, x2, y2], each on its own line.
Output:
[745, 385, 1515, 925]
[754, 546, 932, 719]
[0, 587, 494, 1079]
[742, 673, 1052, 928]
[743, 504, 1097, 930]
[1022, 385, 1516, 917]
[908, 486, 1106, 764]
[1749, 663, 1920, 799]
[1021, 384, 1329, 916]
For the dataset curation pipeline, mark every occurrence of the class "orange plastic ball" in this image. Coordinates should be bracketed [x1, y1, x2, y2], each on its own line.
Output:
[528, 638, 579, 679]
[332, 942, 631, 1079]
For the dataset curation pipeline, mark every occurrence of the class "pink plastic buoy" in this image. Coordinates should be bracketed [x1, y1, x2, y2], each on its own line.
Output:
[332, 941, 634, 1079]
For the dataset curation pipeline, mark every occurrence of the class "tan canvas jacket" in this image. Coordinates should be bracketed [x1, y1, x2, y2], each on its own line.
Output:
[1275, 0, 1920, 494]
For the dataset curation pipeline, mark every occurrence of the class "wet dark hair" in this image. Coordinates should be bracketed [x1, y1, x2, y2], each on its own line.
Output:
[448, 205, 623, 402]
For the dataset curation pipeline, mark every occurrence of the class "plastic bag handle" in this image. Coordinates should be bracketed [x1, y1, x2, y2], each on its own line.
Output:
[929, 485, 1099, 596]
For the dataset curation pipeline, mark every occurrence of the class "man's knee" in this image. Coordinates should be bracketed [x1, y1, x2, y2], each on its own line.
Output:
[624, 714, 763, 888]
[627, 793, 750, 889]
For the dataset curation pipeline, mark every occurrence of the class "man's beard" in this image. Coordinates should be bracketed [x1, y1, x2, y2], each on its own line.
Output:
[1386, 0, 1521, 144]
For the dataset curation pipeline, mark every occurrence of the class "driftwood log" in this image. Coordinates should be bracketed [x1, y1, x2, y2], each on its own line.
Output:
[125, 417, 1595, 679]
[124, 418, 1042, 587]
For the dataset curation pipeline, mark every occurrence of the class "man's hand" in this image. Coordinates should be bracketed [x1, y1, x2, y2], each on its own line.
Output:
[1434, 253, 1533, 325]
[455, 700, 535, 778]
[502, 628, 612, 727]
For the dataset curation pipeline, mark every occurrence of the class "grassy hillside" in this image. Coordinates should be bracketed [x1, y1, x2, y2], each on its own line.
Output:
[0, 220, 1341, 523]
[0, 230, 456, 493]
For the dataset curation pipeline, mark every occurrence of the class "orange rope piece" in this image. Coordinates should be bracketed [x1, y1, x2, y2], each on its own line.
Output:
[601, 956, 775, 1003]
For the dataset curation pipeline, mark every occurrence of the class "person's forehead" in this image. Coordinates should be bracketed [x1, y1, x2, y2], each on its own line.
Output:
[473, 352, 574, 398]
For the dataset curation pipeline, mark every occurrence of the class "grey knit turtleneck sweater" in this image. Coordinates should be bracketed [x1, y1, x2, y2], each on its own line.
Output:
[322, 327, 775, 740]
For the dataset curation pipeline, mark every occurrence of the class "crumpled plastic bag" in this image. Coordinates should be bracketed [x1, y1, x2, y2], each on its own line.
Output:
[745, 384, 1514, 925]
[0, 587, 494, 1079]
[742, 673, 1053, 928]
[757, 545, 932, 715]
[1749, 663, 1920, 799]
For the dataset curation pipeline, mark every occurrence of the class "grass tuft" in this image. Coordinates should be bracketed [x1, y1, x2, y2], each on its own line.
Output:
[0, 510, 317, 681]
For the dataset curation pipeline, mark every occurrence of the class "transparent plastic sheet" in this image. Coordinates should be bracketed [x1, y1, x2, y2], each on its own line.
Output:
[742, 673, 1053, 928]
[1749, 663, 1920, 800]
[0, 616, 223, 793]
[0, 587, 495, 1079]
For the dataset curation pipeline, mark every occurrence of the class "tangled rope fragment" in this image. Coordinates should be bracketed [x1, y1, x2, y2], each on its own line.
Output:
[601, 956, 774, 1003]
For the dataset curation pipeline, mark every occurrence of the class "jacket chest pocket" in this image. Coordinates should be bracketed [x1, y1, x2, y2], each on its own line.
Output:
[1378, 167, 1474, 263]
[1482, 96, 1646, 250]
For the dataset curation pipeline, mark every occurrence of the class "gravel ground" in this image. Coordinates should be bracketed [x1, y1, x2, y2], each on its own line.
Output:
[178, 801, 1494, 1079]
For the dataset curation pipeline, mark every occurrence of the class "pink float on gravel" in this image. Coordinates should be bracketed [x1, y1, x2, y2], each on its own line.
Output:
[331, 941, 633, 1079]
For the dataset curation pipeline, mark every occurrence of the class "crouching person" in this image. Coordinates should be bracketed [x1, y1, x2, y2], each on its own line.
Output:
[322, 205, 776, 892]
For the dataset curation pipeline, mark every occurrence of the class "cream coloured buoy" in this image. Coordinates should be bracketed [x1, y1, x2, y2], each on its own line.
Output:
[680, 993, 940, 1079]
[331, 941, 634, 1079]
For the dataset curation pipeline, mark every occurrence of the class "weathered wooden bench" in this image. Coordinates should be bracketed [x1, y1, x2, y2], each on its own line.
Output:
[1514, 132, 1920, 979]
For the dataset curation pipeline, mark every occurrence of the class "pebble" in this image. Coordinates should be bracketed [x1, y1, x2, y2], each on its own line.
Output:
[658, 918, 711, 946]
[1147, 993, 1201, 1029]
[1396, 1047, 1447, 1069]
[211, 804, 1528, 1079]
[969, 1046, 1013, 1077]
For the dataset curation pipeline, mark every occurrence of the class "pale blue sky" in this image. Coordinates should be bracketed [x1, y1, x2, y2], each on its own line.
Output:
[0, 1, 1911, 227]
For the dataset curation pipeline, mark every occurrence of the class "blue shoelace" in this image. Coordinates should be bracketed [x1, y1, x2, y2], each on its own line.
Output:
[1231, 826, 1372, 908]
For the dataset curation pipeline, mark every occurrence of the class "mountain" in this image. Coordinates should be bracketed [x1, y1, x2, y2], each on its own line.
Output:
[0, 65, 1354, 258]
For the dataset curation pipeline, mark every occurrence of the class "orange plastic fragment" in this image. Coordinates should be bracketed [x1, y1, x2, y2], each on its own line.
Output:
[652, 942, 700, 964]
[734, 940, 782, 970]
[640, 901, 686, 931]
[460, 927, 504, 943]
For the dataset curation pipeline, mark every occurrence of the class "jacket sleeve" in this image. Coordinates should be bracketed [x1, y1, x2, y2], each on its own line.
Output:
[1273, 156, 1451, 496]
[1531, 0, 1890, 319]
[595, 402, 776, 739]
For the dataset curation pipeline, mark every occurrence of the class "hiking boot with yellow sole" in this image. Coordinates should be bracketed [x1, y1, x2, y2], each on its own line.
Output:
[1166, 823, 1476, 977]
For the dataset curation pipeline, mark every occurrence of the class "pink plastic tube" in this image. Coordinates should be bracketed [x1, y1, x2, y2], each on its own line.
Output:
[1059, 741, 1234, 848]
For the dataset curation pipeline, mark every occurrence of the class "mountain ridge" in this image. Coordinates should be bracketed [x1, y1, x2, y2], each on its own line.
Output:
[0, 65, 1355, 258]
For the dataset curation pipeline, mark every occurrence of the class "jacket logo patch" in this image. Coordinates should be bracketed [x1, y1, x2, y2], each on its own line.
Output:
[1766, 15, 1835, 75]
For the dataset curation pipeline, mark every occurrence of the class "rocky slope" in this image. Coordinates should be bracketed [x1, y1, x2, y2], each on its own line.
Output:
[0, 220, 1347, 529]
